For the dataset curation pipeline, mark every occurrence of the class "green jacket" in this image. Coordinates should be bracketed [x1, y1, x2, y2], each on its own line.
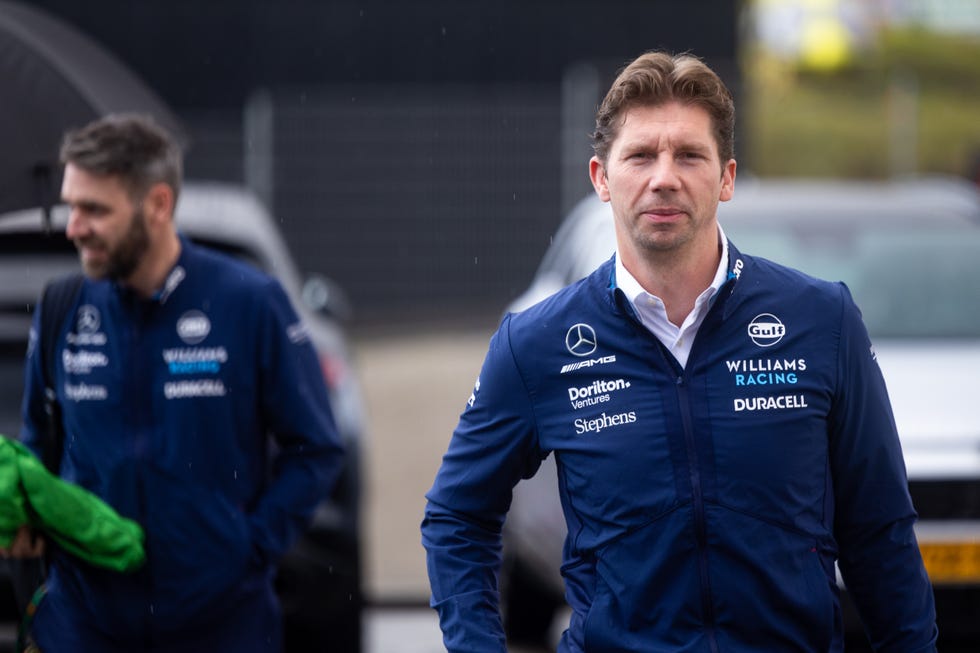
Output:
[0, 436, 144, 572]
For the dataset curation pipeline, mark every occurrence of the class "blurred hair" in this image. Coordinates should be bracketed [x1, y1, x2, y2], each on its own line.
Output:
[60, 113, 182, 204]
[592, 51, 735, 166]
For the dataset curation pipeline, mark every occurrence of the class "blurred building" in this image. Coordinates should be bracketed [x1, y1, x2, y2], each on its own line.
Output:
[749, 0, 980, 72]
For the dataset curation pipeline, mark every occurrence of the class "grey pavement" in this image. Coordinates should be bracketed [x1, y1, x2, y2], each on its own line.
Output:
[354, 325, 495, 603]
[365, 608, 444, 653]
[355, 322, 562, 651]
[365, 607, 557, 653]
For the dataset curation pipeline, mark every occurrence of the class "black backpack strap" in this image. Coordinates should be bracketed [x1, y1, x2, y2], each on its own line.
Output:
[7, 274, 83, 629]
[37, 273, 84, 473]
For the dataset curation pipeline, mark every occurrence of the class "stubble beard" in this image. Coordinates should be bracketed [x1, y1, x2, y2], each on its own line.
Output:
[78, 208, 150, 282]
[631, 214, 697, 256]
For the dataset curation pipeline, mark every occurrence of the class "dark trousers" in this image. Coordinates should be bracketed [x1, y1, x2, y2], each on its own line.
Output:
[30, 584, 282, 653]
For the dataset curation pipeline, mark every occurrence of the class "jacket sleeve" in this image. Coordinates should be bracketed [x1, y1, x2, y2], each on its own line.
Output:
[247, 279, 346, 566]
[18, 301, 50, 460]
[9, 436, 146, 572]
[828, 283, 938, 652]
[421, 315, 545, 653]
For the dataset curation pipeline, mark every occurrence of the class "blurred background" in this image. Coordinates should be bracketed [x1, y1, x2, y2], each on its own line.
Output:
[16, 0, 980, 328]
[3, 0, 980, 650]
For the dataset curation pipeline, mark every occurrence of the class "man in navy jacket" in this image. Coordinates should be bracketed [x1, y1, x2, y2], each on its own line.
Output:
[11, 114, 344, 652]
[422, 51, 937, 652]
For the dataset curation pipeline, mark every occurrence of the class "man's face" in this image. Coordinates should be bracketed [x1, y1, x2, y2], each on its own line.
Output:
[62, 164, 150, 281]
[590, 101, 736, 262]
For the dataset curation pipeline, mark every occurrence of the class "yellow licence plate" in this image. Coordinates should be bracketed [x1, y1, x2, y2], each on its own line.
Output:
[919, 541, 980, 584]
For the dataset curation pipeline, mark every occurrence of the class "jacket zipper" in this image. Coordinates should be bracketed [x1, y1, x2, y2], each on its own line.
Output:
[675, 374, 720, 653]
[618, 285, 726, 650]
[126, 297, 155, 646]
[677, 283, 735, 653]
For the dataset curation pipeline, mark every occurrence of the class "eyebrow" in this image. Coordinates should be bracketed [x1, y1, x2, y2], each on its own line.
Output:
[67, 199, 111, 213]
[619, 139, 713, 155]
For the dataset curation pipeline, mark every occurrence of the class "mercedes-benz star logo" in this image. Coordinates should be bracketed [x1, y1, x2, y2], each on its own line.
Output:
[565, 323, 597, 357]
[77, 305, 100, 333]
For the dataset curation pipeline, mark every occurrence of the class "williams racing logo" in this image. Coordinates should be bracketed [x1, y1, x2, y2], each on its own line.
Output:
[728, 311, 810, 410]
[163, 347, 228, 375]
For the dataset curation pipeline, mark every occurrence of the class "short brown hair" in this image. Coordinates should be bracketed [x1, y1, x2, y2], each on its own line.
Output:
[60, 113, 183, 204]
[592, 51, 735, 166]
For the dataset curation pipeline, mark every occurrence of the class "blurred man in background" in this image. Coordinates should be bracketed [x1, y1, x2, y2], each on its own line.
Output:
[7, 113, 344, 652]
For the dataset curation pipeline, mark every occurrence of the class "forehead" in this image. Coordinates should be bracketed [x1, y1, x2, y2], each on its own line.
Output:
[61, 164, 131, 202]
[614, 102, 716, 150]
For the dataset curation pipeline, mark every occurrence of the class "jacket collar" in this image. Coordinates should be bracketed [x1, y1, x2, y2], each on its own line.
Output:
[113, 234, 194, 306]
[602, 240, 749, 321]
[150, 234, 194, 305]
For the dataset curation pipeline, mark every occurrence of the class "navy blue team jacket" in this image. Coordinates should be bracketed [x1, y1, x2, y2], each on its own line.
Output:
[19, 237, 344, 647]
[422, 245, 937, 653]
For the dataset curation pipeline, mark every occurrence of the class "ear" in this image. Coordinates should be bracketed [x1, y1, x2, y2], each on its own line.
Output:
[719, 159, 736, 202]
[142, 182, 176, 226]
[589, 156, 611, 202]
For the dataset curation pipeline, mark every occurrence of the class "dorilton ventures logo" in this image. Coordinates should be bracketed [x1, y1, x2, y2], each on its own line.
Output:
[747, 313, 785, 347]
[565, 323, 597, 357]
[567, 378, 631, 410]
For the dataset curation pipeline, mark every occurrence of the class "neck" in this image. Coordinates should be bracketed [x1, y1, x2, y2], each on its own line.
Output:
[621, 233, 721, 327]
[126, 231, 182, 299]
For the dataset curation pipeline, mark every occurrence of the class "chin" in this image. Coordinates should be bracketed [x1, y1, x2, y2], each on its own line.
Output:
[80, 263, 108, 280]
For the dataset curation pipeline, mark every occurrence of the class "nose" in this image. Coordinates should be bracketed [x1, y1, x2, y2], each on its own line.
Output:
[647, 157, 681, 192]
[65, 206, 88, 240]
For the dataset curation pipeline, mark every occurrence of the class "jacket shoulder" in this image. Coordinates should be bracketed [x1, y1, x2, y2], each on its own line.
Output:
[184, 241, 281, 296]
[507, 260, 614, 328]
[738, 252, 848, 306]
[499, 260, 617, 369]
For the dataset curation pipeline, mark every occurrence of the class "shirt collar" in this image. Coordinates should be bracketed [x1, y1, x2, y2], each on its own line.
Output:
[615, 223, 729, 306]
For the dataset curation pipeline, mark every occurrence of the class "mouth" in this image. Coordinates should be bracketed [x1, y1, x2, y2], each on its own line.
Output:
[641, 207, 686, 223]
[75, 240, 106, 262]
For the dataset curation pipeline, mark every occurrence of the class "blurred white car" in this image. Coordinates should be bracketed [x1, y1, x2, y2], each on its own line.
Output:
[501, 177, 980, 650]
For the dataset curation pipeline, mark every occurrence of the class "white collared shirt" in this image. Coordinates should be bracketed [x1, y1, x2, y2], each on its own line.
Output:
[615, 225, 729, 369]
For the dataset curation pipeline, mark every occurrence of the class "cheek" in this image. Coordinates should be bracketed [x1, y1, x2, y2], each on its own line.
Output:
[609, 169, 645, 195]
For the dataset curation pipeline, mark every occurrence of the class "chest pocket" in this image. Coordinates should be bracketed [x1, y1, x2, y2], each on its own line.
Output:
[543, 380, 677, 538]
[706, 357, 833, 530]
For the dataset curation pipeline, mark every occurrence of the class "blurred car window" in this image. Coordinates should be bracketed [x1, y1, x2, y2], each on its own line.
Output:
[729, 226, 980, 339]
